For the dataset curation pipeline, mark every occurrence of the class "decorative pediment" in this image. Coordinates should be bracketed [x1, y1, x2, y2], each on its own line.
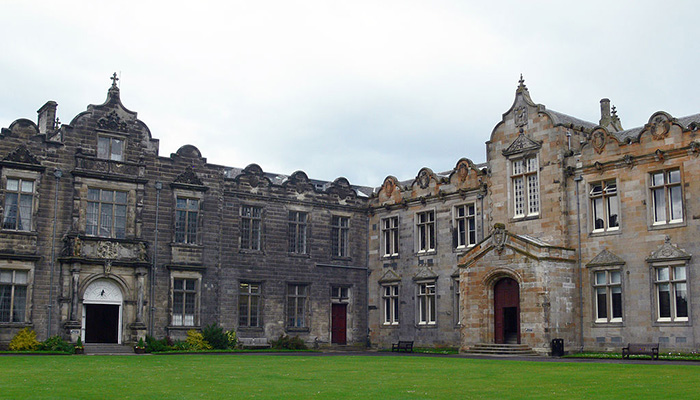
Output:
[284, 170, 314, 193]
[236, 163, 271, 188]
[379, 176, 400, 197]
[586, 249, 625, 268]
[412, 168, 436, 189]
[413, 266, 438, 281]
[378, 269, 401, 283]
[4, 145, 40, 165]
[502, 133, 541, 156]
[174, 167, 204, 186]
[97, 110, 129, 132]
[591, 128, 607, 154]
[327, 177, 356, 199]
[647, 236, 691, 263]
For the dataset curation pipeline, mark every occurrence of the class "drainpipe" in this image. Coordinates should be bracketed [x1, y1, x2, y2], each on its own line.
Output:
[574, 175, 583, 352]
[149, 181, 162, 336]
[477, 193, 485, 240]
[47, 168, 62, 338]
[365, 208, 371, 348]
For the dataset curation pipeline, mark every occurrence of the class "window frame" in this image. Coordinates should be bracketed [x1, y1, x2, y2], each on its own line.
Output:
[510, 155, 540, 219]
[453, 203, 476, 249]
[331, 215, 350, 258]
[380, 215, 399, 258]
[417, 280, 437, 326]
[238, 281, 262, 328]
[174, 197, 200, 244]
[288, 211, 308, 254]
[649, 168, 684, 226]
[86, 188, 128, 239]
[415, 210, 436, 254]
[381, 283, 400, 326]
[0, 268, 30, 323]
[592, 269, 623, 324]
[286, 283, 309, 329]
[240, 205, 262, 251]
[170, 275, 200, 327]
[97, 135, 124, 162]
[2, 177, 35, 232]
[589, 180, 620, 233]
[653, 265, 689, 323]
[453, 278, 461, 326]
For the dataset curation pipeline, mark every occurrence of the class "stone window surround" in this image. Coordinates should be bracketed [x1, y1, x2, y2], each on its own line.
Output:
[1, 169, 40, 233]
[96, 134, 125, 162]
[591, 268, 623, 324]
[588, 179, 621, 234]
[287, 208, 309, 255]
[381, 283, 399, 326]
[286, 282, 310, 331]
[647, 167, 685, 229]
[508, 153, 540, 220]
[453, 203, 477, 250]
[172, 188, 204, 246]
[414, 209, 436, 255]
[169, 271, 201, 328]
[238, 281, 262, 328]
[651, 262, 689, 324]
[79, 178, 137, 239]
[330, 213, 351, 259]
[380, 214, 400, 259]
[239, 204, 263, 252]
[0, 263, 33, 325]
[416, 279, 437, 327]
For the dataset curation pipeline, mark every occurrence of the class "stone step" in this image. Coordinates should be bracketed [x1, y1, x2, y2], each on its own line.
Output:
[84, 343, 137, 355]
[464, 343, 539, 356]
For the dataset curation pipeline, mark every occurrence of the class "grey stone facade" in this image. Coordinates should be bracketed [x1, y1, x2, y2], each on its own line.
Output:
[4, 76, 700, 355]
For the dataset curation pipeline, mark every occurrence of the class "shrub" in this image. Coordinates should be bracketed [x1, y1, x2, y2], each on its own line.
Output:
[185, 330, 212, 351]
[225, 330, 238, 349]
[39, 335, 74, 353]
[9, 328, 40, 351]
[75, 336, 83, 348]
[202, 324, 228, 350]
[270, 334, 307, 350]
[170, 340, 190, 351]
[145, 335, 170, 353]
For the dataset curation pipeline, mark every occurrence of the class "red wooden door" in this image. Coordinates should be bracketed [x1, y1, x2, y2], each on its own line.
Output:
[494, 278, 520, 344]
[331, 304, 347, 344]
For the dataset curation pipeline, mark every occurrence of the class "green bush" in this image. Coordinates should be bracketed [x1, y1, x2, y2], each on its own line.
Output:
[39, 336, 74, 353]
[9, 328, 40, 351]
[170, 340, 190, 351]
[202, 324, 228, 350]
[225, 330, 237, 349]
[270, 334, 307, 350]
[145, 335, 170, 353]
[185, 330, 212, 351]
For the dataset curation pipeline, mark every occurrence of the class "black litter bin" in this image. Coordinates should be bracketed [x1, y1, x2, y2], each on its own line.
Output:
[551, 338, 564, 357]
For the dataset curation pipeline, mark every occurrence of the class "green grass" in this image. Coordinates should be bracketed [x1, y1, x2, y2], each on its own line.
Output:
[565, 351, 700, 361]
[1, 354, 698, 399]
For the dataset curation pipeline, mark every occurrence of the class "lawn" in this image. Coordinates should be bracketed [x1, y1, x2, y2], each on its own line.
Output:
[0, 354, 698, 399]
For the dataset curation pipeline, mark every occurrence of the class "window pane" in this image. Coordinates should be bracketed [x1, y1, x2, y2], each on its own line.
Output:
[15, 271, 28, 285]
[20, 180, 33, 193]
[657, 267, 669, 282]
[607, 196, 619, 228]
[593, 198, 604, 230]
[658, 283, 671, 318]
[610, 271, 621, 284]
[12, 286, 26, 322]
[3, 193, 18, 229]
[97, 137, 109, 159]
[611, 286, 622, 319]
[675, 283, 688, 318]
[0, 285, 11, 322]
[668, 169, 681, 184]
[596, 288, 607, 319]
[652, 172, 664, 186]
[669, 185, 683, 221]
[111, 138, 123, 161]
[6, 179, 18, 191]
[674, 266, 686, 281]
[100, 189, 113, 202]
[595, 272, 606, 285]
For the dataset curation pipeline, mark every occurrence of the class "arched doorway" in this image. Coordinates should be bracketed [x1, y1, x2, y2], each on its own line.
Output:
[494, 277, 520, 344]
[82, 279, 123, 344]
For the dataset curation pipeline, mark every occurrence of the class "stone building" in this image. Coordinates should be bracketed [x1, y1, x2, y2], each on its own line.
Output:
[0, 76, 369, 347]
[3, 75, 700, 354]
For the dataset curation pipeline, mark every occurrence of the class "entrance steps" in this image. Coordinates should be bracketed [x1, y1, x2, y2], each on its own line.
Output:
[84, 343, 137, 355]
[463, 343, 538, 357]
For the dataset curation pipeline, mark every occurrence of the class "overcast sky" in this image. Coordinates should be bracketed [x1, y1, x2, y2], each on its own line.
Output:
[1, 1, 698, 187]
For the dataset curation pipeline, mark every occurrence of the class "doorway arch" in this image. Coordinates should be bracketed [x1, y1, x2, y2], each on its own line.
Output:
[82, 279, 123, 344]
[494, 277, 520, 344]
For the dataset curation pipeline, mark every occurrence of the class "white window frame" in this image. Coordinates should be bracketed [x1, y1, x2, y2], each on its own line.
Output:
[381, 216, 399, 257]
[171, 274, 200, 327]
[650, 168, 684, 226]
[654, 265, 689, 322]
[592, 269, 622, 323]
[454, 203, 476, 249]
[415, 210, 436, 253]
[417, 281, 436, 325]
[589, 180, 620, 233]
[97, 135, 124, 161]
[453, 278, 461, 326]
[511, 156, 539, 218]
[381, 284, 399, 325]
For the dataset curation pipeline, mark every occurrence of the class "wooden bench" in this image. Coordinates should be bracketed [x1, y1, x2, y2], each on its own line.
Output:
[622, 343, 659, 360]
[391, 341, 414, 353]
[238, 337, 271, 349]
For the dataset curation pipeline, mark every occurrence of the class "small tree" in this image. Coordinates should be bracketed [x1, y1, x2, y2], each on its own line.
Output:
[202, 324, 228, 350]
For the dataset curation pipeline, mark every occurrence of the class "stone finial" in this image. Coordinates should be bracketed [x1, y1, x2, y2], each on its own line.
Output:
[110, 72, 119, 89]
[517, 74, 528, 92]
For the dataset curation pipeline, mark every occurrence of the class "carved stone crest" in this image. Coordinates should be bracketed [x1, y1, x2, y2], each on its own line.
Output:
[96, 241, 120, 259]
[416, 169, 432, 189]
[97, 110, 128, 132]
[591, 130, 606, 154]
[502, 133, 541, 156]
[492, 223, 507, 253]
[381, 177, 396, 197]
[174, 167, 204, 186]
[649, 114, 671, 140]
[647, 236, 691, 263]
[514, 106, 528, 127]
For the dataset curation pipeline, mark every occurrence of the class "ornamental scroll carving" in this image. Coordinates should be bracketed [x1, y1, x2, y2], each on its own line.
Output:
[97, 111, 128, 132]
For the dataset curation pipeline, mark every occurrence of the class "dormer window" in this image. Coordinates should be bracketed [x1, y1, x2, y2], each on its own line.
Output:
[97, 136, 123, 161]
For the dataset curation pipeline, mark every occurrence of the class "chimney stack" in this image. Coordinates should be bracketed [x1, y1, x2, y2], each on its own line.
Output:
[599, 98, 611, 127]
[37, 101, 58, 134]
